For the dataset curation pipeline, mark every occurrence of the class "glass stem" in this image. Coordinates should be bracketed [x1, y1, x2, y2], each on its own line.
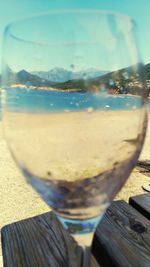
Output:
[77, 245, 92, 267]
[57, 214, 102, 267]
[68, 238, 92, 267]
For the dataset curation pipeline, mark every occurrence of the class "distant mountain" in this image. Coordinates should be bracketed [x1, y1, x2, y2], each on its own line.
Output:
[16, 69, 53, 87]
[32, 68, 72, 83]
[73, 68, 107, 80]
[32, 67, 107, 83]
[0, 63, 150, 94]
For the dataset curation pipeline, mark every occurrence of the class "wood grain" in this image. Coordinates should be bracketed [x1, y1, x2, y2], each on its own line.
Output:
[1, 211, 99, 267]
[93, 200, 150, 267]
[129, 193, 150, 220]
[2, 200, 150, 267]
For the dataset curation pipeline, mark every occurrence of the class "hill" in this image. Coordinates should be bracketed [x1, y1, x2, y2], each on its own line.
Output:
[0, 63, 150, 94]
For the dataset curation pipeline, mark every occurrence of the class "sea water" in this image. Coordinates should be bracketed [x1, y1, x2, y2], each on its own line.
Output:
[2, 87, 149, 114]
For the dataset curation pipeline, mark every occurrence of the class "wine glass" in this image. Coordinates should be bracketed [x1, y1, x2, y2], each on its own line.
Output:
[1, 10, 148, 267]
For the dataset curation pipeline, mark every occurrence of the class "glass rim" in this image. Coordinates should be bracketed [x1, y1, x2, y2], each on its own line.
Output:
[4, 9, 136, 46]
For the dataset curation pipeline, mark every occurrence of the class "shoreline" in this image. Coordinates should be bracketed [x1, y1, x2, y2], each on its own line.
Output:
[9, 84, 150, 97]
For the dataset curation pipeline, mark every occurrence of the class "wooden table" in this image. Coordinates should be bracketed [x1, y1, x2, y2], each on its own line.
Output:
[1, 193, 150, 267]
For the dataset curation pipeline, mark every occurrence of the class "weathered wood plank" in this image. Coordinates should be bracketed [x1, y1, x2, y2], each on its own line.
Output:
[129, 193, 150, 220]
[1, 211, 99, 267]
[93, 200, 150, 267]
[2, 200, 150, 267]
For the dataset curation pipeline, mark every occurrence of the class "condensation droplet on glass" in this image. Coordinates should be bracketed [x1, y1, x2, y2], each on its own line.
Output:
[122, 71, 129, 80]
[109, 79, 114, 85]
[86, 107, 94, 113]
[83, 72, 87, 79]
[70, 64, 75, 69]
[132, 106, 137, 110]
[100, 84, 107, 93]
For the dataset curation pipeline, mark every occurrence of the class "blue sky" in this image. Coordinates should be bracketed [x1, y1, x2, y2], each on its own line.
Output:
[0, 0, 150, 72]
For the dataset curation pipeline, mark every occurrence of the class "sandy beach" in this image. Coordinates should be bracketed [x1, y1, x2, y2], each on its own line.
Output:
[0, 111, 149, 265]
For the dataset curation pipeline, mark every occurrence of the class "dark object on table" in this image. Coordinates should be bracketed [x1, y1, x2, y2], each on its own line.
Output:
[129, 193, 150, 220]
[137, 160, 150, 171]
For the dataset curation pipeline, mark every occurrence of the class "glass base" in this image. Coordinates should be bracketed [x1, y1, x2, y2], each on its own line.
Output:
[57, 214, 102, 246]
